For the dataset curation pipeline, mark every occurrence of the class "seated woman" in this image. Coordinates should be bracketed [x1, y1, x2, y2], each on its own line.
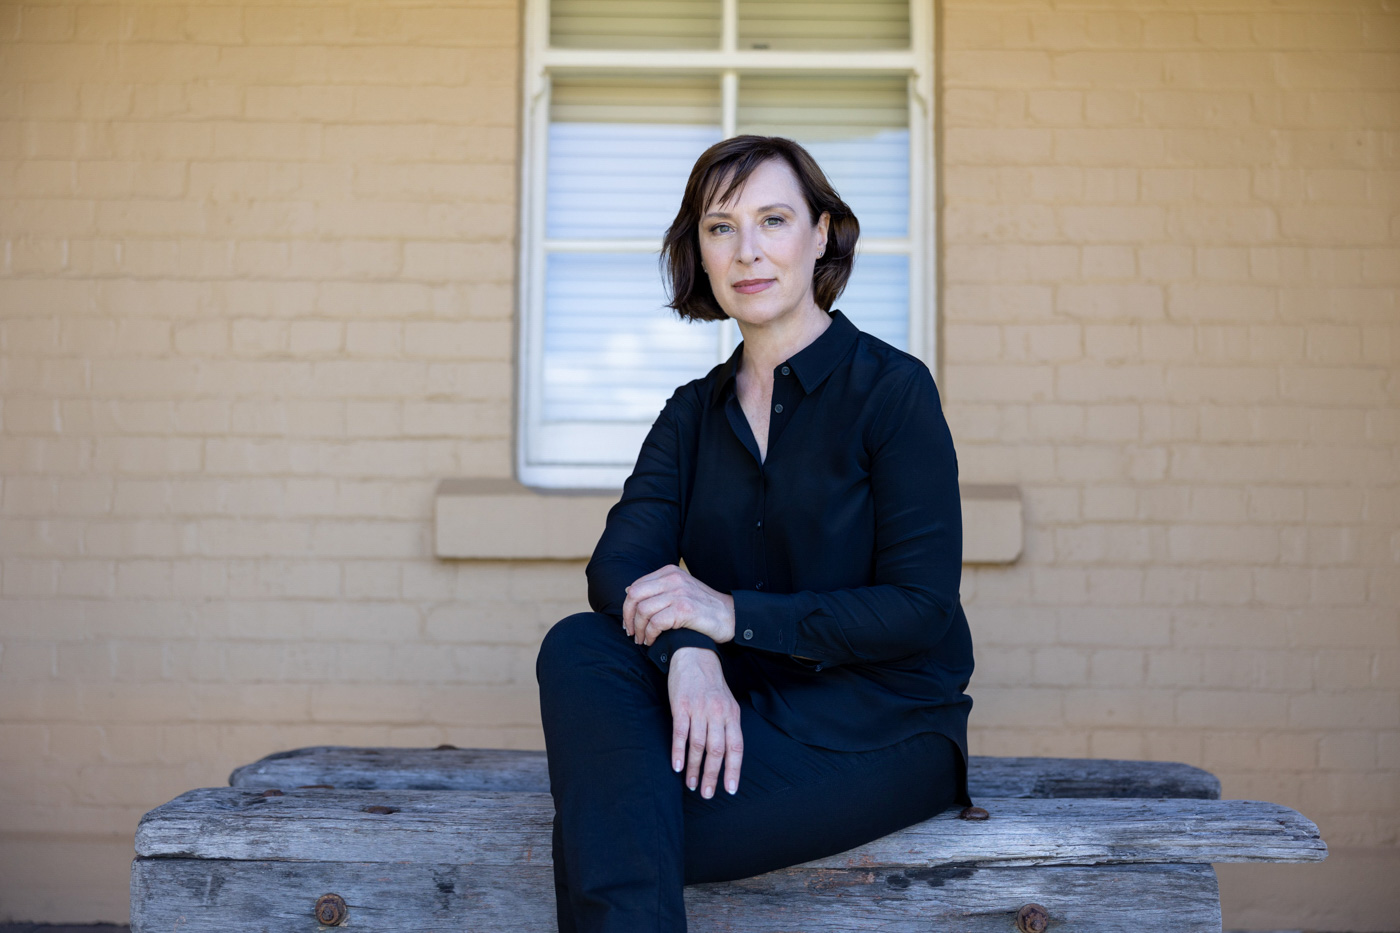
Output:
[536, 133, 975, 933]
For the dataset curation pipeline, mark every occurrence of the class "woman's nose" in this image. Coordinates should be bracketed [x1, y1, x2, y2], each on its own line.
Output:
[737, 222, 761, 264]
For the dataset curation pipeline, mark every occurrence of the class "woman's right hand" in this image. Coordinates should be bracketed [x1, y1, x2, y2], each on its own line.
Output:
[667, 647, 743, 799]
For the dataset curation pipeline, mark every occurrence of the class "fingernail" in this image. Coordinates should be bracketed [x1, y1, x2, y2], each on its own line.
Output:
[674, 759, 682, 772]
[727, 779, 737, 794]
[703, 785, 713, 798]
[688, 778, 696, 790]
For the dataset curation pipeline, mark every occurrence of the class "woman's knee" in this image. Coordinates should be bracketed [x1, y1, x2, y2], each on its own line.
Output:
[535, 611, 617, 686]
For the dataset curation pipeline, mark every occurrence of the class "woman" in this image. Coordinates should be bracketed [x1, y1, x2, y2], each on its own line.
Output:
[535, 134, 975, 933]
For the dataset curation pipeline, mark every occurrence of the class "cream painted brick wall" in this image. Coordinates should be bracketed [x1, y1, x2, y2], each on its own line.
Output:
[0, 0, 543, 922]
[941, 2, 1399, 928]
[0, 0, 1397, 927]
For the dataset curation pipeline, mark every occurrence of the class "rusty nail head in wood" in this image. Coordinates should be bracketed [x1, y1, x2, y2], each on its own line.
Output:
[260, 788, 284, 797]
[1015, 903, 1049, 933]
[958, 805, 990, 821]
[363, 804, 399, 815]
[314, 893, 348, 926]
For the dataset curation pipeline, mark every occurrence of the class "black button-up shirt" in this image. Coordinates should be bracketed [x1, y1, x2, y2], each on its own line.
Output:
[586, 308, 974, 806]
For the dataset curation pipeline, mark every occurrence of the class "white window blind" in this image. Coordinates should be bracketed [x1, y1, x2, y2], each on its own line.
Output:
[551, 0, 722, 50]
[519, 0, 934, 488]
[738, 0, 911, 50]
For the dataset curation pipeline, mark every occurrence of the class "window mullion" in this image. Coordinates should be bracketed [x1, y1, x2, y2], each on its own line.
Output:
[722, 0, 736, 52]
[721, 71, 737, 138]
[719, 65, 738, 362]
[911, 0, 936, 367]
[523, 71, 552, 473]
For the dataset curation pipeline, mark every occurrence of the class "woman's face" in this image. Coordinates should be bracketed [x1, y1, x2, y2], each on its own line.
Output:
[697, 158, 830, 328]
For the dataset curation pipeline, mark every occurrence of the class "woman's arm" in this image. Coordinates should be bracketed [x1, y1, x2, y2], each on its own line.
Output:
[727, 365, 963, 668]
[586, 385, 719, 670]
[587, 384, 738, 796]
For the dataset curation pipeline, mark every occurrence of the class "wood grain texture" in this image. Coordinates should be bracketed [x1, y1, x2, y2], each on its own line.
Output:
[228, 746, 1223, 799]
[131, 858, 1222, 933]
[135, 787, 1325, 867]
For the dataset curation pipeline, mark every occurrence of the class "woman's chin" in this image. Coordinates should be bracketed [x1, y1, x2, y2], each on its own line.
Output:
[724, 298, 799, 328]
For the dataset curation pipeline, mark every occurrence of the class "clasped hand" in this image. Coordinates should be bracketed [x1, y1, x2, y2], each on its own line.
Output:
[622, 563, 736, 647]
[624, 565, 741, 799]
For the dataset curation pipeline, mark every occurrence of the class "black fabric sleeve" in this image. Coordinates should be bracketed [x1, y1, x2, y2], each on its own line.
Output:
[585, 386, 719, 675]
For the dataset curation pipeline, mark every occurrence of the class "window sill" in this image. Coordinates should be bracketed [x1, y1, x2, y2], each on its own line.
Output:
[435, 479, 1022, 564]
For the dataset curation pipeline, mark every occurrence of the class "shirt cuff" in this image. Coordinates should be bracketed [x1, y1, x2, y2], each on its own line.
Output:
[731, 589, 800, 656]
[647, 628, 718, 674]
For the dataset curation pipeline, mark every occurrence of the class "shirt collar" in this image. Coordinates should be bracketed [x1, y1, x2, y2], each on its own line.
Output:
[708, 308, 859, 408]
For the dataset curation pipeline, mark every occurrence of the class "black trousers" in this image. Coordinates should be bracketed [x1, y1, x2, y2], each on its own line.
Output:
[536, 610, 962, 933]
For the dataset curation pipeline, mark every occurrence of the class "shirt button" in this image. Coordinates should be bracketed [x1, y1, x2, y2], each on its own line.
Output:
[755, 581, 764, 590]
[660, 653, 668, 663]
[755, 519, 762, 528]
[815, 664, 823, 672]
[781, 365, 790, 375]
[774, 403, 783, 413]
[743, 629, 753, 640]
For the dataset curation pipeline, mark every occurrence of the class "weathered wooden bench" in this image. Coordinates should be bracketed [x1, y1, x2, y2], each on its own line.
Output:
[131, 746, 1326, 932]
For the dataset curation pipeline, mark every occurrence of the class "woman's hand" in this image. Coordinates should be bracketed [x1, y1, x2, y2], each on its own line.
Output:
[624, 564, 736, 646]
[667, 647, 743, 798]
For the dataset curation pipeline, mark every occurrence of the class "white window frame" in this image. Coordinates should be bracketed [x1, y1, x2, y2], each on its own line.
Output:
[516, 0, 938, 489]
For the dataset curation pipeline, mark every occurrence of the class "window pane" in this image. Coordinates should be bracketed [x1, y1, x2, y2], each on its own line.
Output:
[543, 252, 721, 422]
[739, 0, 910, 51]
[737, 75, 909, 237]
[835, 253, 908, 351]
[548, 75, 722, 240]
[551, 0, 721, 50]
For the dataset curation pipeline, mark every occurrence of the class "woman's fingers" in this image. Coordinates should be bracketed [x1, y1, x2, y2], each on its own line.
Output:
[685, 713, 708, 792]
[623, 565, 682, 636]
[700, 700, 727, 798]
[670, 700, 690, 774]
[635, 599, 676, 645]
[723, 708, 743, 795]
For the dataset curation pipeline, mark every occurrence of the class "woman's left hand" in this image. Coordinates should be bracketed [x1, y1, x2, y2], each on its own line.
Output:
[624, 564, 736, 646]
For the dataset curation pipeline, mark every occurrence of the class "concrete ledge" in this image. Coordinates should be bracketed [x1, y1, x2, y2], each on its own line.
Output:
[435, 479, 1022, 564]
[960, 483, 1023, 565]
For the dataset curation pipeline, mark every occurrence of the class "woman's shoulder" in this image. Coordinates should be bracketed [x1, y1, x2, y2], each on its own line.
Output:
[851, 325, 928, 376]
[654, 373, 714, 428]
[846, 325, 936, 401]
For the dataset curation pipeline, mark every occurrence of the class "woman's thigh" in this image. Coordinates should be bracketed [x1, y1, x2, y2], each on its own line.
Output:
[681, 705, 961, 885]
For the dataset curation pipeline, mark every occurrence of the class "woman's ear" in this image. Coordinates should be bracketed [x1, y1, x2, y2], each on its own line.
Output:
[816, 210, 831, 255]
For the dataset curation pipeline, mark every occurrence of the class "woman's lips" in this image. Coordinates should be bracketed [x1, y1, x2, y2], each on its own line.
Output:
[733, 279, 775, 294]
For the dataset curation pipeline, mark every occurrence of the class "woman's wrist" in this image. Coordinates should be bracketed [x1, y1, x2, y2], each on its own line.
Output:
[671, 645, 719, 669]
[717, 593, 736, 643]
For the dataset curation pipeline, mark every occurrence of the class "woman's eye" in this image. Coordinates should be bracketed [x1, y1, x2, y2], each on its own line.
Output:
[708, 218, 783, 233]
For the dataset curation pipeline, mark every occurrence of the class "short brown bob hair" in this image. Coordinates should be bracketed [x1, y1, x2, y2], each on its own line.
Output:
[660, 135, 860, 323]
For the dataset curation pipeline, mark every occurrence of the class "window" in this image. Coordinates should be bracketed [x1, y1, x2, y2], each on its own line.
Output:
[517, 0, 935, 488]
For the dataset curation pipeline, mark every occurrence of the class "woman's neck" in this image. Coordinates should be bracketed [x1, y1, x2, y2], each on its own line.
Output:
[736, 302, 832, 386]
